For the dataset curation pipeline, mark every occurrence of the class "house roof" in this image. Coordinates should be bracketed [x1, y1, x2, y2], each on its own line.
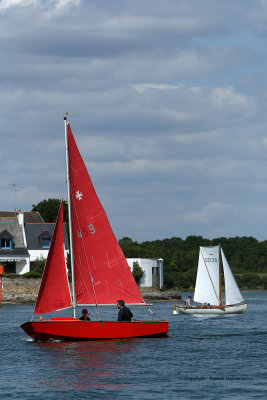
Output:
[23, 212, 44, 223]
[24, 223, 69, 250]
[0, 247, 29, 258]
[0, 212, 17, 218]
[0, 211, 44, 223]
[0, 217, 25, 248]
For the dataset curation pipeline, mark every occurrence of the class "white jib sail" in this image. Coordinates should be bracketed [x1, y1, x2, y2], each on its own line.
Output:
[194, 246, 220, 306]
[221, 248, 244, 305]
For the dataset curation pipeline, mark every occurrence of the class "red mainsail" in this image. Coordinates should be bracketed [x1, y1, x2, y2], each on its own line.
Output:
[34, 202, 72, 314]
[67, 124, 144, 305]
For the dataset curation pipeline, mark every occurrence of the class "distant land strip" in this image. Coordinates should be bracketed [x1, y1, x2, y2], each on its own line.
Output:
[0, 277, 182, 304]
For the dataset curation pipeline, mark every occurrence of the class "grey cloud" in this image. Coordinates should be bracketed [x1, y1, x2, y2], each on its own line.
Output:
[1, 0, 267, 241]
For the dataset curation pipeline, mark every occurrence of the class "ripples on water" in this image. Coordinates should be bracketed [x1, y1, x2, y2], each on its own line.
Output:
[0, 292, 266, 399]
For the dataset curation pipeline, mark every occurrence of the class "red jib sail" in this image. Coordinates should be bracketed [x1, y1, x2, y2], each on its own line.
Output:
[34, 202, 72, 314]
[67, 124, 144, 305]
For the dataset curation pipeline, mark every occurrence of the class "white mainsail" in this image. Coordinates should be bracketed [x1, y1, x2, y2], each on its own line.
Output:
[221, 248, 244, 305]
[194, 246, 220, 306]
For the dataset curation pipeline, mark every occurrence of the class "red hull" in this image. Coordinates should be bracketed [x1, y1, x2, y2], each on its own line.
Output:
[21, 319, 169, 341]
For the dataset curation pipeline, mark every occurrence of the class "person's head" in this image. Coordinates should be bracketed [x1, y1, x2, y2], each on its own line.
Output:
[188, 296, 192, 299]
[82, 308, 88, 315]
[117, 300, 125, 309]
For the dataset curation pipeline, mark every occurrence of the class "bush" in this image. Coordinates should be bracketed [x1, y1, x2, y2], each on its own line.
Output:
[3, 273, 19, 278]
[236, 273, 267, 290]
[30, 258, 46, 274]
[22, 271, 42, 278]
[132, 261, 144, 283]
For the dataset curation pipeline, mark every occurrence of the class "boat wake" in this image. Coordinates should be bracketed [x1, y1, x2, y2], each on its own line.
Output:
[26, 338, 35, 343]
[26, 337, 64, 343]
[193, 314, 221, 319]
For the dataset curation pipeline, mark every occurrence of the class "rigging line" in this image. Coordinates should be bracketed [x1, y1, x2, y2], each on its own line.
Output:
[218, 242, 222, 304]
[200, 247, 220, 304]
[143, 301, 166, 321]
[144, 302, 155, 319]
[65, 247, 72, 300]
[70, 187, 102, 322]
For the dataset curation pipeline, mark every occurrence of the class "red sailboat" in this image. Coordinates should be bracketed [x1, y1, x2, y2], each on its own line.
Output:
[21, 118, 168, 341]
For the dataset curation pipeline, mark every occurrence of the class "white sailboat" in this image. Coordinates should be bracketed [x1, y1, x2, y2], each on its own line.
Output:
[173, 244, 247, 315]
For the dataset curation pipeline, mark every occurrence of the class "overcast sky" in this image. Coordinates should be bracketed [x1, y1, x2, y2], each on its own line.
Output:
[2, 0, 267, 242]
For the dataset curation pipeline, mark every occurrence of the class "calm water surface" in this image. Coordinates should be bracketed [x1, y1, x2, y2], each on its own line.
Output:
[0, 292, 266, 399]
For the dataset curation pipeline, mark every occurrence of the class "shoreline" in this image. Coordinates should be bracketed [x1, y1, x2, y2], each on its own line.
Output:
[1, 276, 264, 305]
[0, 277, 182, 304]
[1, 291, 182, 304]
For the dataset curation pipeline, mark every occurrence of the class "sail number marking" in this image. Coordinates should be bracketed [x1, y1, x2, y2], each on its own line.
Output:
[204, 258, 217, 263]
[82, 224, 96, 236]
[77, 224, 96, 238]
[88, 224, 96, 234]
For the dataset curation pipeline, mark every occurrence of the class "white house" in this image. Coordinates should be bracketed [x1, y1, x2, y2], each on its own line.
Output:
[127, 258, 164, 289]
[0, 210, 69, 274]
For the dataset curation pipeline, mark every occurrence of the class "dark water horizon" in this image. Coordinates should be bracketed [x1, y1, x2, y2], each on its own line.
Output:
[0, 291, 266, 399]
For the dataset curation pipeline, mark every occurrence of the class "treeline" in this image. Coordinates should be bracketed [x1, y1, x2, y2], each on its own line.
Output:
[30, 199, 267, 290]
[119, 236, 267, 290]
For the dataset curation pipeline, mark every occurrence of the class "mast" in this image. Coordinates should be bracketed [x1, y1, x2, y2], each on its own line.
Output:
[218, 242, 222, 305]
[64, 116, 77, 318]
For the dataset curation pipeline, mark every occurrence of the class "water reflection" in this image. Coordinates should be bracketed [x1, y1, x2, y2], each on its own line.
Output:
[35, 339, 143, 391]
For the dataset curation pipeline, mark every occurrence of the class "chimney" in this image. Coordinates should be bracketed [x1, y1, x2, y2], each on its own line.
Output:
[17, 210, 24, 226]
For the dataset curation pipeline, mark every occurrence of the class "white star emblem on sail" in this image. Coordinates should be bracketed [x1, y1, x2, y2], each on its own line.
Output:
[76, 190, 83, 200]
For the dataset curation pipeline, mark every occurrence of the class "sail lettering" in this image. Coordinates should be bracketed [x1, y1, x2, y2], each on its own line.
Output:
[79, 225, 95, 237]
[89, 224, 96, 234]
[204, 257, 217, 263]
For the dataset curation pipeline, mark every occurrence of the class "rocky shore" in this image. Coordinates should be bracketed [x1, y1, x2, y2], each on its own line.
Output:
[140, 288, 182, 302]
[0, 277, 181, 304]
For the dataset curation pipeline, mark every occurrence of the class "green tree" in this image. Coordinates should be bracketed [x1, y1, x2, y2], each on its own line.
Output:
[32, 198, 68, 223]
[132, 261, 144, 284]
[118, 235, 267, 290]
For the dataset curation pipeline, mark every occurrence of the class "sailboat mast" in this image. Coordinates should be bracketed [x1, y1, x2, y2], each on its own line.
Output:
[218, 242, 222, 305]
[64, 116, 77, 318]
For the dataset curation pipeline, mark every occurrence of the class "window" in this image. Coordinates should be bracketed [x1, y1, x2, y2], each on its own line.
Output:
[3, 262, 16, 273]
[152, 267, 159, 275]
[41, 238, 51, 248]
[39, 231, 52, 248]
[0, 231, 13, 249]
[1, 238, 11, 249]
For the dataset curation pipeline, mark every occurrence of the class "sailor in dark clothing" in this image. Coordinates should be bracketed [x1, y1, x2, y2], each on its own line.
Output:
[79, 308, 91, 321]
[117, 299, 133, 321]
